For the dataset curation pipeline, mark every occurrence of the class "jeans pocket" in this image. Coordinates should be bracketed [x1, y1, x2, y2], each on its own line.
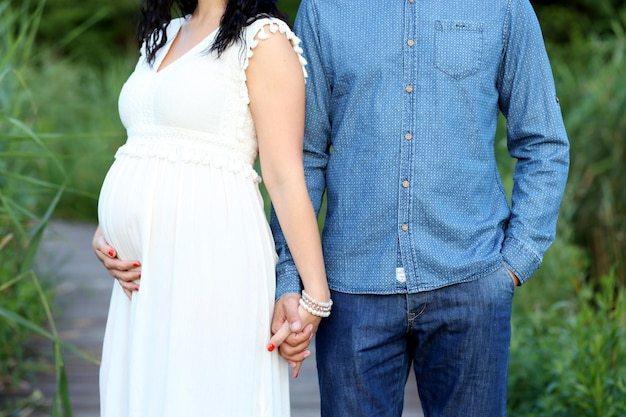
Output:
[434, 20, 483, 80]
[498, 264, 516, 295]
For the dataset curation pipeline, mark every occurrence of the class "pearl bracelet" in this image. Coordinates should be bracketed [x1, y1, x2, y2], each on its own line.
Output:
[301, 290, 333, 309]
[299, 298, 331, 317]
[300, 290, 332, 318]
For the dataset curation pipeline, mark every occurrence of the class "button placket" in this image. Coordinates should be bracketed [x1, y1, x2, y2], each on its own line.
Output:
[397, 0, 418, 291]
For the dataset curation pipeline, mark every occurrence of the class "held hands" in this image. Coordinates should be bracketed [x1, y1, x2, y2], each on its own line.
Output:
[267, 293, 326, 378]
[92, 227, 141, 299]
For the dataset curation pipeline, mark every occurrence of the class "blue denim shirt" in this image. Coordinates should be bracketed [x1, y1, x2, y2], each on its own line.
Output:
[271, 0, 569, 297]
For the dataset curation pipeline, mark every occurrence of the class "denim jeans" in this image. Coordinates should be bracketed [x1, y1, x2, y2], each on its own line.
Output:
[315, 266, 515, 417]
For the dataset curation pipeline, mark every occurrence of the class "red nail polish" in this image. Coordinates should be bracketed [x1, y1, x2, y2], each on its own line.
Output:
[267, 344, 275, 352]
[108, 249, 115, 257]
[135, 287, 139, 292]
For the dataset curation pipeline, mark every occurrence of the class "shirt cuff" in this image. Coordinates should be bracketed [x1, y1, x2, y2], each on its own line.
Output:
[275, 266, 302, 300]
[501, 236, 542, 285]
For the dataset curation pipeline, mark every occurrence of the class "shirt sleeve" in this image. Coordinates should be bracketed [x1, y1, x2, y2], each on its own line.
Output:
[271, 0, 332, 298]
[497, 0, 570, 284]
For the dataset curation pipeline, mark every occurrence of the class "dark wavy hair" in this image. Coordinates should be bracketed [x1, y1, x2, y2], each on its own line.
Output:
[138, 0, 287, 65]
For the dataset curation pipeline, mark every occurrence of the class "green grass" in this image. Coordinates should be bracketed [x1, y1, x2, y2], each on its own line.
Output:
[1, 1, 98, 415]
[508, 268, 626, 416]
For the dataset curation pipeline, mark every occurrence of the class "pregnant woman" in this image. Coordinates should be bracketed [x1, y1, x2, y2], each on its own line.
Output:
[91, 0, 330, 415]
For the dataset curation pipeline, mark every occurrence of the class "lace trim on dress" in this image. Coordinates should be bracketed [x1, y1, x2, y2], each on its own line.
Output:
[116, 127, 261, 183]
[239, 18, 308, 105]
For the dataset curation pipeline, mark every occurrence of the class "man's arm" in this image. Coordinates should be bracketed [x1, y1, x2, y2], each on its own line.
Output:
[497, 0, 570, 284]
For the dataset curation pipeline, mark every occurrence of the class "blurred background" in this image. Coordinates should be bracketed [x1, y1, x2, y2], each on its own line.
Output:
[1, 0, 625, 415]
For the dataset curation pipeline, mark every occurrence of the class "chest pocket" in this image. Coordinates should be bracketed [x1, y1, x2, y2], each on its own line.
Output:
[434, 20, 483, 80]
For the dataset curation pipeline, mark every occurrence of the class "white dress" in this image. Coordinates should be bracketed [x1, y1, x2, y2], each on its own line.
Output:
[97, 17, 306, 417]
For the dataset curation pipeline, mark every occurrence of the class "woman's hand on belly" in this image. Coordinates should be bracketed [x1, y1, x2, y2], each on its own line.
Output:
[92, 226, 142, 299]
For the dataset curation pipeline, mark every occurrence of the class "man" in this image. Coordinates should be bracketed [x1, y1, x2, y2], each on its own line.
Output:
[271, 0, 569, 416]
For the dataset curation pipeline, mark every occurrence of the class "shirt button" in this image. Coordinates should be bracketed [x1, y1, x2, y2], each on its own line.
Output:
[407, 39, 414, 47]
[408, 0, 414, 3]
[402, 180, 410, 188]
[401, 223, 409, 231]
[405, 132, 412, 140]
[405, 85, 413, 93]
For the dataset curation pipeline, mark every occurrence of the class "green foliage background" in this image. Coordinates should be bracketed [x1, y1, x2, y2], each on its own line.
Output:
[1, 0, 625, 415]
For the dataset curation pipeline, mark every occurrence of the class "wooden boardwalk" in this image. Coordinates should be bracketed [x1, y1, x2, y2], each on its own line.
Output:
[30, 221, 423, 416]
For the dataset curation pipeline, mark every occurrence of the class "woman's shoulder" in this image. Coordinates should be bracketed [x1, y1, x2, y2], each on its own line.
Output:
[139, 17, 186, 60]
[240, 15, 307, 80]
[168, 16, 186, 34]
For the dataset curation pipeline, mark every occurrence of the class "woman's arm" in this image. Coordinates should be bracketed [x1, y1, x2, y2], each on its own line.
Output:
[245, 25, 330, 368]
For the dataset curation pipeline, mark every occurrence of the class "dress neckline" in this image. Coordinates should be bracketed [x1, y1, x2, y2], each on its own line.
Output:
[155, 18, 219, 74]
